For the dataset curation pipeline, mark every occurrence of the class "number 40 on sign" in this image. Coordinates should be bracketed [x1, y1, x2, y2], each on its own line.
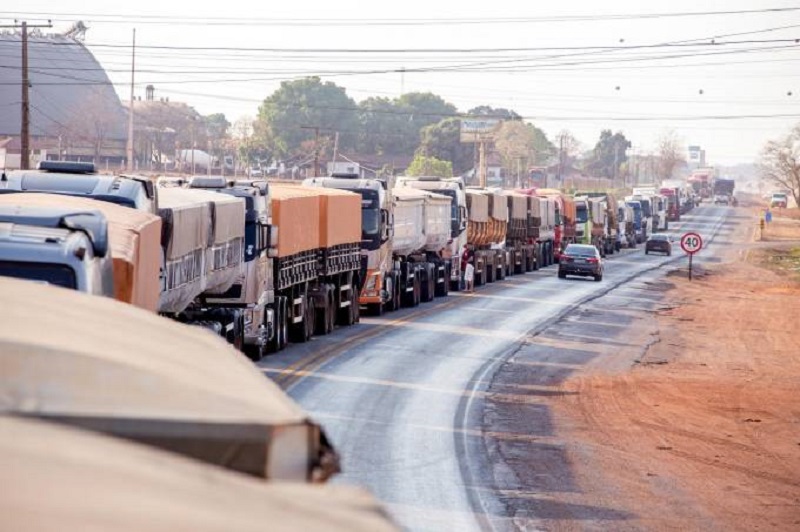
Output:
[680, 232, 703, 280]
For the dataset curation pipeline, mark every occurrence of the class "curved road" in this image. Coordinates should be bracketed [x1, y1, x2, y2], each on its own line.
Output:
[259, 205, 735, 531]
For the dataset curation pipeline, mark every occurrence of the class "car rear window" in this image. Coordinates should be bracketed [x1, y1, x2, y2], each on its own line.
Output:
[565, 245, 597, 257]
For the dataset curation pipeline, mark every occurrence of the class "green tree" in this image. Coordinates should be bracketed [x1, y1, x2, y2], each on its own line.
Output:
[257, 77, 358, 158]
[588, 130, 631, 178]
[416, 117, 474, 175]
[395, 92, 457, 154]
[357, 96, 408, 155]
[494, 121, 555, 185]
[406, 154, 453, 177]
[467, 105, 521, 120]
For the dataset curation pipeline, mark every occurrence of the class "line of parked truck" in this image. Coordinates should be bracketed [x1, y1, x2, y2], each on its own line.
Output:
[0, 161, 699, 358]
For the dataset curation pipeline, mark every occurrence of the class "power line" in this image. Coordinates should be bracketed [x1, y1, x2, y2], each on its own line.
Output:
[3, 6, 800, 25]
[19, 36, 800, 54]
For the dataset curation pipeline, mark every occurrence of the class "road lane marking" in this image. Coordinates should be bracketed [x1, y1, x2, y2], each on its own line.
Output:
[359, 318, 529, 340]
[261, 367, 548, 404]
[310, 411, 563, 445]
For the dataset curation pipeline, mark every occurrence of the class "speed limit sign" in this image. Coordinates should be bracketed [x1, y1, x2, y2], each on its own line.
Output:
[680, 232, 703, 254]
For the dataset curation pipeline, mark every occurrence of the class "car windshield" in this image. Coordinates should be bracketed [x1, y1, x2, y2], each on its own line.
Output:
[650, 235, 669, 241]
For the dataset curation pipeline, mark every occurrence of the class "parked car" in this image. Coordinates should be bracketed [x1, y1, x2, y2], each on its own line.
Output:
[645, 234, 673, 256]
[558, 244, 603, 282]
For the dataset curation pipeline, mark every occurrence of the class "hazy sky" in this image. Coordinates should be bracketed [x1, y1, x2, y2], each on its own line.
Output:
[7, 1, 800, 165]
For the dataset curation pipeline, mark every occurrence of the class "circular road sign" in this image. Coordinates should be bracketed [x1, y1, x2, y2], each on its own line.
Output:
[680, 232, 703, 254]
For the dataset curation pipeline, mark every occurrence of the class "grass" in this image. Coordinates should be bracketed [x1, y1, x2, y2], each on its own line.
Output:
[758, 247, 800, 281]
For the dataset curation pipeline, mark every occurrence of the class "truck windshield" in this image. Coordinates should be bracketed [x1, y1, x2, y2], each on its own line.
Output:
[575, 204, 588, 223]
[0, 261, 77, 289]
[436, 189, 459, 237]
[639, 200, 652, 218]
[357, 189, 381, 238]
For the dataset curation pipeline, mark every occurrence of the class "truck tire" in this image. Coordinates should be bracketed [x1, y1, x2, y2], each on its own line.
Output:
[413, 272, 422, 306]
[289, 295, 313, 343]
[338, 285, 358, 326]
[421, 264, 435, 303]
[391, 274, 402, 311]
[369, 302, 384, 316]
[315, 286, 333, 335]
[435, 264, 448, 297]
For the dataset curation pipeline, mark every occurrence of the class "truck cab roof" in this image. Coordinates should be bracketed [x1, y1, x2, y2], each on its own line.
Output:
[1, 164, 156, 213]
[0, 205, 109, 257]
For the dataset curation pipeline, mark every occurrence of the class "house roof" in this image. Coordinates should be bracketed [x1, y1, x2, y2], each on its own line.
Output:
[0, 32, 127, 141]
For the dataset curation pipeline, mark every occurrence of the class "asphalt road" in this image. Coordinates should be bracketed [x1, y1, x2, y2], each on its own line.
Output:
[259, 204, 737, 531]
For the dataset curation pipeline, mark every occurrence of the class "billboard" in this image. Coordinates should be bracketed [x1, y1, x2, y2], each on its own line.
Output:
[460, 119, 502, 143]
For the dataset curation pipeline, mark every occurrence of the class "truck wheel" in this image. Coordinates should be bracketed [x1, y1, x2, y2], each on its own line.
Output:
[315, 287, 332, 335]
[351, 288, 360, 323]
[244, 342, 265, 362]
[338, 286, 357, 326]
[413, 273, 422, 306]
[290, 295, 313, 343]
[420, 262, 436, 303]
[369, 303, 384, 316]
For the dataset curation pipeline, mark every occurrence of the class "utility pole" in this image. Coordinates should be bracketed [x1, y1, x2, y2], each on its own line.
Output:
[126, 29, 136, 172]
[2, 20, 52, 169]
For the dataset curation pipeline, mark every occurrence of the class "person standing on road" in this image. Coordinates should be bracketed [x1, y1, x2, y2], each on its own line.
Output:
[464, 258, 475, 293]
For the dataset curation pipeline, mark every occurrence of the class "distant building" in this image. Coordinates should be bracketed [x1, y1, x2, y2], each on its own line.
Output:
[0, 30, 127, 169]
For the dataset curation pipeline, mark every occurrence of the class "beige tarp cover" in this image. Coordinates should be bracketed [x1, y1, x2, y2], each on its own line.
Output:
[0, 417, 397, 532]
[529, 196, 542, 218]
[312, 186, 361, 248]
[157, 187, 245, 295]
[391, 187, 426, 256]
[0, 193, 162, 312]
[0, 278, 337, 481]
[270, 184, 320, 257]
[156, 187, 211, 260]
[501, 191, 528, 221]
[423, 191, 451, 252]
[488, 191, 509, 222]
[162, 188, 245, 245]
[465, 190, 489, 223]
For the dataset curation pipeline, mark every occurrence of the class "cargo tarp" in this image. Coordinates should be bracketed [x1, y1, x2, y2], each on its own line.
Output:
[488, 191, 509, 222]
[270, 184, 320, 258]
[312, 186, 361, 248]
[391, 187, 426, 256]
[156, 187, 211, 313]
[465, 190, 489, 222]
[0, 417, 396, 532]
[0, 193, 162, 312]
[503, 191, 528, 221]
[422, 191, 451, 252]
[158, 188, 245, 295]
[0, 277, 338, 481]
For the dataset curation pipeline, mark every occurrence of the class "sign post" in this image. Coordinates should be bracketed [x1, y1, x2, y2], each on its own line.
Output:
[680, 232, 703, 280]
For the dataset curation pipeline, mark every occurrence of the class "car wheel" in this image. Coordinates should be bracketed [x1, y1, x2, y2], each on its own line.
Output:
[558, 270, 566, 279]
[594, 274, 603, 282]
[645, 250, 649, 254]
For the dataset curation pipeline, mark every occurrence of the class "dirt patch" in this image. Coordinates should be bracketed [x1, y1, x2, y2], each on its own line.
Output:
[555, 234, 800, 529]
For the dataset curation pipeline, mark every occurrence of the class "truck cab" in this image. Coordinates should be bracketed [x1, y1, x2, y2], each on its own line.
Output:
[186, 175, 276, 358]
[303, 174, 394, 313]
[0, 205, 113, 296]
[0, 161, 158, 214]
[395, 176, 467, 290]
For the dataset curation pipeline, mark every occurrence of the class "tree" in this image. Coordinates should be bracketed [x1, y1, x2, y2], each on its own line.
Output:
[357, 96, 408, 155]
[257, 77, 358, 158]
[406, 154, 453, 177]
[416, 117, 474, 175]
[760, 125, 800, 207]
[588, 130, 631, 179]
[467, 106, 521, 120]
[656, 129, 685, 180]
[203, 113, 230, 167]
